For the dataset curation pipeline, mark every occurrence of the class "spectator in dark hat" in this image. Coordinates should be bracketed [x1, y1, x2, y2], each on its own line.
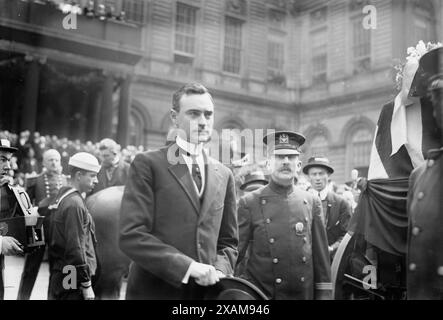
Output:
[303, 157, 352, 259]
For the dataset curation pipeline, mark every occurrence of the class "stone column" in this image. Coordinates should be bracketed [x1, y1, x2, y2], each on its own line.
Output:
[99, 72, 114, 139]
[21, 56, 41, 133]
[117, 75, 132, 147]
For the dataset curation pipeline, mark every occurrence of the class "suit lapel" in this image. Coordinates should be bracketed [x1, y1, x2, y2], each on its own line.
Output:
[168, 153, 200, 214]
[325, 192, 336, 229]
[199, 153, 222, 218]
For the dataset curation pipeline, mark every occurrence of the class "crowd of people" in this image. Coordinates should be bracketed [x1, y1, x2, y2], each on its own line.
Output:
[0, 130, 145, 187]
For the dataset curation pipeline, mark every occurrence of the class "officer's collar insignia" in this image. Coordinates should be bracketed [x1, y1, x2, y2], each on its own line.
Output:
[279, 134, 289, 144]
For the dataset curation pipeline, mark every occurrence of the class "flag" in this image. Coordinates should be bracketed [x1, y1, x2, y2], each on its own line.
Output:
[368, 95, 440, 180]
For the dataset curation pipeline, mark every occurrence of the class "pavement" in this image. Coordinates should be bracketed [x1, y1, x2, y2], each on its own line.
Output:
[3, 255, 126, 300]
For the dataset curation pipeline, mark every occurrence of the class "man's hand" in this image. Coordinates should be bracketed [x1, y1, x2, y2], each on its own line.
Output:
[189, 262, 221, 286]
[1, 236, 24, 256]
[81, 286, 95, 300]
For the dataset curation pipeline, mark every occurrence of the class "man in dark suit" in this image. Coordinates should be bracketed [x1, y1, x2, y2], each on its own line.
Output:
[93, 138, 130, 193]
[119, 83, 238, 300]
[236, 131, 332, 300]
[303, 157, 351, 259]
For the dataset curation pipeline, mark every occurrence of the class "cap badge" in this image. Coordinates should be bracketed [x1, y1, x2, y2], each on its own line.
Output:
[279, 134, 289, 144]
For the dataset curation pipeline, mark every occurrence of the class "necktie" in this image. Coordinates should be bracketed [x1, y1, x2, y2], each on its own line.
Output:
[191, 157, 202, 192]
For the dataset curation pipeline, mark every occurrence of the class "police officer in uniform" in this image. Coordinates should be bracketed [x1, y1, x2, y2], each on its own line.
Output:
[407, 46, 443, 300]
[236, 131, 332, 300]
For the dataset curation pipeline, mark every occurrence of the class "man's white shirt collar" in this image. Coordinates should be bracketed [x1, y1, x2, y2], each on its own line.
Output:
[176, 136, 203, 156]
[311, 187, 328, 201]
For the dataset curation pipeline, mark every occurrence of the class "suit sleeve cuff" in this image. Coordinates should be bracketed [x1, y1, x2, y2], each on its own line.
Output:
[182, 261, 196, 284]
[315, 282, 333, 290]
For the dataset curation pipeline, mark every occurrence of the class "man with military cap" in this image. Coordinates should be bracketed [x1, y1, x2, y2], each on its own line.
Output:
[0, 138, 25, 300]
[407, 46, 443, 299]
[48, 152, 100, 300]
[303, 157, 351, 259]
[18, 149, 68, 300]
[236, 131, 332, 300]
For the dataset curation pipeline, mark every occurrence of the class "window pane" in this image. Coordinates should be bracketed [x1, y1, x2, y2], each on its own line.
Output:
[175, 3, 197, 56]
[223, 17, 242, 74]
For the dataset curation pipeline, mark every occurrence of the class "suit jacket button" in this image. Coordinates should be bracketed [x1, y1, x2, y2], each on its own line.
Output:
[428, 159, 435, 168]
[417, 192, 424, 200]
[275, 278, 282, 284]
[273, 258, 279, 264]
[412, 227, 420, 236]
[269, 238, 275, 244]
[261, 199, 267, 205]
[303, 199, 308, 204]
[265, 218, 271, 224]
[302, 256, 307, 263]
[409, 263, 417, 271]
[300, 277, 305, 282]
[197, 243, 202, 249]
[303, 237, 307, 243]
[437, 266, 443, 276]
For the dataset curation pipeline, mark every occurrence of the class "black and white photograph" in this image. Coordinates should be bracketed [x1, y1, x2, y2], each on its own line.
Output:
[0, 0, 442, 306]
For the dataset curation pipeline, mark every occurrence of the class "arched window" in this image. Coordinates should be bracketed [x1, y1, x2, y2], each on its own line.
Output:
[112, 105, 147, 146]
[309, 134, 329, 158]
[128, 110, 144, 146]
[349, 128, 372, 178]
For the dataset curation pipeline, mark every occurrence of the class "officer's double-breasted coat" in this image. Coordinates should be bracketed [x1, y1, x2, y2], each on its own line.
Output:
[236, 179, 332, 300]
[407, 147, 443, 299]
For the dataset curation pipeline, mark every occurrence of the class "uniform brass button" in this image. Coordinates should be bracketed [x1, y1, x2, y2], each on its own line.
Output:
[303, 199, 308, 204]
[417, 192, 424, 200]
[409, 263, 417, 271]
[273, 258, 279, 264]
[265, 218, 271, 224]
[437, 266, 443, 276]
[303, 237, 307, 243]
[300, 277, 305, 282]
[304, 217, 308, 222]
[197, 243, 202, 249]
[261, 199, 266, 205]
[302, 256, 307, 263]
[428, 159, 435, 168]
[412, 227, 420, 236]
[269, 238, 275, 244]
[275, 278, 282, 284]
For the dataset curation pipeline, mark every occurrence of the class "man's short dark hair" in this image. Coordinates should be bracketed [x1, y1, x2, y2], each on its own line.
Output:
[172, 83, 212, 112]
[68, 165, 88, 178]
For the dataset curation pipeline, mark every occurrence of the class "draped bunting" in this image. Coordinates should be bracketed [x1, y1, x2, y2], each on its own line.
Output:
[348, 178, 409, 256]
